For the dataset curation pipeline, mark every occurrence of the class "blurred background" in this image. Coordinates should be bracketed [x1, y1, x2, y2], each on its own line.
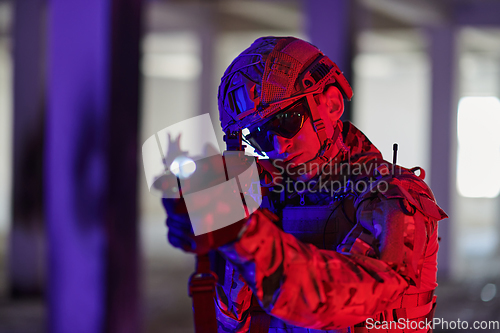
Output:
[0, 0, 499, 332]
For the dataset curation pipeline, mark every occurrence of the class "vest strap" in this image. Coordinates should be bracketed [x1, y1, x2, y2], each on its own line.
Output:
[189, 254, 218, 333]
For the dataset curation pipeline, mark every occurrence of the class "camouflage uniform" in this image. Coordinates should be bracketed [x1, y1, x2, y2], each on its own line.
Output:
[214, 121, 447, 333]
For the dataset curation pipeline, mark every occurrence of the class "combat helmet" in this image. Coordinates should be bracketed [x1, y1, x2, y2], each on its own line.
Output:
[218, 36, 353, 159]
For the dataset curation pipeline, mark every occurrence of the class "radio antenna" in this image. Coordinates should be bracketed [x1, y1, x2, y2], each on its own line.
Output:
[392, 143, 398, 178]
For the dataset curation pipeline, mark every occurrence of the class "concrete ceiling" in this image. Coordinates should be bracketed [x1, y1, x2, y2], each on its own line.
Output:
[146, 0, 302, 33]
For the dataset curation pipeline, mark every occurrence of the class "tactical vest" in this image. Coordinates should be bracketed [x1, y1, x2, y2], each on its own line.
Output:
[246, 176, 437, 333]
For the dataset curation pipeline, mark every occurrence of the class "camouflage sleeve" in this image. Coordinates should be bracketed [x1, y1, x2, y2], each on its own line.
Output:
[217, 207, 412, 330]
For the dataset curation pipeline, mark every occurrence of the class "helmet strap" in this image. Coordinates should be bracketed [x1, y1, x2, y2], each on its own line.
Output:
[305, 93, 346, 161]
[306, 94, 327, 146]
[302, 92, 347, 166]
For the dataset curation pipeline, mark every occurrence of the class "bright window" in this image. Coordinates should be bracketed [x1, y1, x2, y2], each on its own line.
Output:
[457, 96, 500, 198]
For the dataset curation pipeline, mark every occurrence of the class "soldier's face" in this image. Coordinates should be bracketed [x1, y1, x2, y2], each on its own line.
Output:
[265, 87, 343, 181]
[266, 116, 322, 180]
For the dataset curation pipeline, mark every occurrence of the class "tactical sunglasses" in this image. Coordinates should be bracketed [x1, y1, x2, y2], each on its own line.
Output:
[244, 98, 310, 153]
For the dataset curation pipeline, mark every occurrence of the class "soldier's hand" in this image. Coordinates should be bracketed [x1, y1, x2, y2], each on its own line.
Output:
[162, 196, 250, 254]
[163, 197, 222, 254]
[162, 198, 198, 253]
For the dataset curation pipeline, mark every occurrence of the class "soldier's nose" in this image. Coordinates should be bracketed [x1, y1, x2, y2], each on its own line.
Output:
[273, 134, 292, 155]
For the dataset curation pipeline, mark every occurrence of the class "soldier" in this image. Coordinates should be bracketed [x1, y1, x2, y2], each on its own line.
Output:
[164, 36, 447, 333]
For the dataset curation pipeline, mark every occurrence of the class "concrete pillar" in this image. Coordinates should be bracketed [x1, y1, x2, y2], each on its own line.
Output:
[197, 4, 217, 119]
[428, 25, 457, 281]
[46, 0, 141, 331]
[105, 0, 142, 331]
[303, 0, 354, 121]
[9, 0, 46, 298]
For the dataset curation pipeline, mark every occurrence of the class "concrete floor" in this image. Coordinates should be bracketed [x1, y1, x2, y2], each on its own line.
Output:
[0, 252, 195, 333]
[0, 272, 499, 333]
[1, 260, 499, 333]
[0, 220, 499, 333]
